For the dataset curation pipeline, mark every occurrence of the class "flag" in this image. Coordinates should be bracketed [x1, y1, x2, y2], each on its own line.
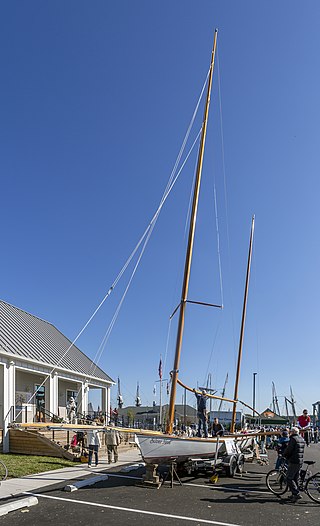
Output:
[158, 357, 163, 380]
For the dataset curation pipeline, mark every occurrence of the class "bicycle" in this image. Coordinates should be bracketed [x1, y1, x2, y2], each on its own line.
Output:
[0, 459, 8, 482]
[266, 460, 320, 503]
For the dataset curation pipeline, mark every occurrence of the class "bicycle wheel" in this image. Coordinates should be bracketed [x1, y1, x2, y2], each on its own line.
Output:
[306, 473, 320, 503]
[266, 469, 288, 496]
[0, 460, 8, 481]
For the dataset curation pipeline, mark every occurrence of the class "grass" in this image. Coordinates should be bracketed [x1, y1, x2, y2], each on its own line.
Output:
[0, 453, 76, 479]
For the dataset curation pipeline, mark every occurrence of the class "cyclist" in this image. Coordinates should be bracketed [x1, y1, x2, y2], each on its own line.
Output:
[283, 426, 305, 502]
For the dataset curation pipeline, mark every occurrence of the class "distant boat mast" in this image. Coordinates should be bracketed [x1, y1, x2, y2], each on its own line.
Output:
[117, 377, 123, 409]
[230, 216, 255, 433]
[135, 381, 142, 407]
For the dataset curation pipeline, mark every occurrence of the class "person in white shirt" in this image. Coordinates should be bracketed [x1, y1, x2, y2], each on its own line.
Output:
[87, 428, 102, 467]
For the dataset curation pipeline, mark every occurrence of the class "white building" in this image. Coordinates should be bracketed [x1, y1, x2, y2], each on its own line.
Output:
[0, 300, 114, 452]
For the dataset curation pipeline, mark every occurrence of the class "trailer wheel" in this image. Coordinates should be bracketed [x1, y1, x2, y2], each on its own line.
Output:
[226, 456, 237, 477]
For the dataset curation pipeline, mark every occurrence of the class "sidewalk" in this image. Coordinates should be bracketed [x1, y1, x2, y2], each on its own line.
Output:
[0, 448, 142, 501]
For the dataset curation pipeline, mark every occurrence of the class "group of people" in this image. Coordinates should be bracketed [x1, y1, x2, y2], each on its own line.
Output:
[70, 426, 121, 467]
[194, 391, 318, 504]
[276, 426, 305, 502]
[274, 409, 318, 502]
[86, 426, 121, 467]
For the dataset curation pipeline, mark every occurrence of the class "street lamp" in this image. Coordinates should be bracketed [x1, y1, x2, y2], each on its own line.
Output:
[253, 373, 257, 417]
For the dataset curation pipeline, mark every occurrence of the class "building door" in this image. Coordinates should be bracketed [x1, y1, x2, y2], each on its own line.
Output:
[35, 384, 45, 422]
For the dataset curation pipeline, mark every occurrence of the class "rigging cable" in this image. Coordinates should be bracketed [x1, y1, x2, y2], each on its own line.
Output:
[213, 181, 224, 307]
[79, 129, 203, 394]
[201, 164, 225, 385]
[87, 67, 213, 404]
[201, 175, 225, 386]
[216, 44, 238, 370]
[14, 67, 211, 422]
[200, 47, 225, 387]
[15, 128, 203, 422]
[163, 134, 202, 393]
[162, 317, 172, 383]
[252, 239, 261, 412]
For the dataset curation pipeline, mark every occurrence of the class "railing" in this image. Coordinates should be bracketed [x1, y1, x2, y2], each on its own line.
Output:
[14, 405, 64, 424]
[42, 408, 64, 423]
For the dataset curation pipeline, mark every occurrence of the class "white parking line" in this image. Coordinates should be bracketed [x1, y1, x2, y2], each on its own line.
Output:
[24, 492, 242, 526]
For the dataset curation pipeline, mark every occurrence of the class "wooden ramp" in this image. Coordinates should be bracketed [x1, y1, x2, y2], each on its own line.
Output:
[9, 428, 75, 460]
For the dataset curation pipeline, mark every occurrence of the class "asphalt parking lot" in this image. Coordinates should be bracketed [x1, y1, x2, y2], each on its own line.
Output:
[1, 446, 320, 525]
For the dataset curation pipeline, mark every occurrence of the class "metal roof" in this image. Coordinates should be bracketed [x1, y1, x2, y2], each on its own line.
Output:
[0, 299, 113, 384]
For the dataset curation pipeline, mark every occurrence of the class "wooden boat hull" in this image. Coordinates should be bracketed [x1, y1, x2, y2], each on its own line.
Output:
[135, 433, 235, 465]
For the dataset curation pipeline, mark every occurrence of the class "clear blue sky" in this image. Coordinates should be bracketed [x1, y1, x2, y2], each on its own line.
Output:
[1, 1, 320, 416]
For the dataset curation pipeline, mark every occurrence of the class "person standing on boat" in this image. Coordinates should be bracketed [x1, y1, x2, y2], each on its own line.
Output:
[193, 389, 208, 438]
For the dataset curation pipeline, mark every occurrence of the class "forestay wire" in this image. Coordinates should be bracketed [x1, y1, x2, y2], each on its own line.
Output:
[201, 180, 225, 385]
[82, 128, 203, 387]
[201, 44, 227, 388]
[216, 43, 237, 366]
[15, 67, 211, 421]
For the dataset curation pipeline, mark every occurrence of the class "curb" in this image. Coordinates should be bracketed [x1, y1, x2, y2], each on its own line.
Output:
[64, 474, 108, 492]
[0, 496, 38, 516]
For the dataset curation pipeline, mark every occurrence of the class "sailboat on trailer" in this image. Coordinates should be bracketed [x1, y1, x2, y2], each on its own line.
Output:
[135, 29, 256, 465]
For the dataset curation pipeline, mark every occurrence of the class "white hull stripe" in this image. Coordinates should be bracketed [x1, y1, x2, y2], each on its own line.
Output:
[24, 492, 241, 526]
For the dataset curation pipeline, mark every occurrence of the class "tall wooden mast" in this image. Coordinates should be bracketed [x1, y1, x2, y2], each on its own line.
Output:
[230, 215, 255, 432]
[166, 29, 218, 434]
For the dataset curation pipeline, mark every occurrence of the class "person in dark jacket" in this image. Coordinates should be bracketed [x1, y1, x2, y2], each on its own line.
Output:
[283, 426, 305, 502]
[211, 417, 224, 437]
[193, 389, 208, 438]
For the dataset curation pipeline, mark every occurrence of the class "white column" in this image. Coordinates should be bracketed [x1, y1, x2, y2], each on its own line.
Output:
[81, 382, 89, 415]
[3, 360, 15, 453]
[49, 372, 58, 416]
[101, 387, 107, 414]
[106, 386, 111, 424]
